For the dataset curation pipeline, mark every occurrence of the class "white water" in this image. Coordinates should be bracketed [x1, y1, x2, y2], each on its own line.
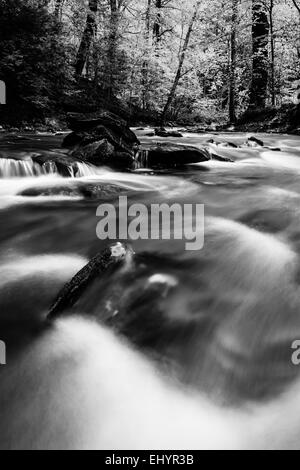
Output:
[0, 157, 113, 179]
[1, 131, 300, 449]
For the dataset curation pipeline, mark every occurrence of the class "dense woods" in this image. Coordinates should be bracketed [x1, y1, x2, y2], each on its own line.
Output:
[0, 0, 299, 128]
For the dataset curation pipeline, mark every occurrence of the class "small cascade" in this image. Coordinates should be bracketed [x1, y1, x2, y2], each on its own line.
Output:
[75, 162, 104, 177]
[135, 149, 149, 169]
[0, 158, 52, 178]
[0, 158, 104, 179]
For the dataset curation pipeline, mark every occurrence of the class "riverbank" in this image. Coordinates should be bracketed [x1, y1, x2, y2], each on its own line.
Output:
[1, 103, 299, 137]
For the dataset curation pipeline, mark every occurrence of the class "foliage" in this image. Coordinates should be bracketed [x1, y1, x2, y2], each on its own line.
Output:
[0, 0, 299, 125]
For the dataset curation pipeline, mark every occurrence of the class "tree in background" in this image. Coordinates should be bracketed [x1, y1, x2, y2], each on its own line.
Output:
[161, 1, 200, 125]
[228, 0, 238, 123]
[0, 0, 299, 126]
[0, 0, 71, 124]
[248, 0, 270, 109]
[75, 0, 98, 78]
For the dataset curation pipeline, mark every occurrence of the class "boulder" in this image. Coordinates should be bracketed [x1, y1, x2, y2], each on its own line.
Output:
[32, 153, 81, 177]
[62, 111, 140, 171]
[71, 140, 135, 170]
[144, 143, 211, 168]
[67, 111, 139, 145]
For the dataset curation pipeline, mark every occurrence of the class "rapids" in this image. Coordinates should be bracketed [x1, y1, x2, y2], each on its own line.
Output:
[0, 129, 300, 449]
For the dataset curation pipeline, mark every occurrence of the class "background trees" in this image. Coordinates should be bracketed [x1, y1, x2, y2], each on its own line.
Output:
[0, 0, 299, 125]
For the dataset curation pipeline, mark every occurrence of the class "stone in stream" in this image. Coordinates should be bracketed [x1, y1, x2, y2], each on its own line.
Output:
[32, 153, 82, 177]
[62, 111, 140, 171]
[154, 128, 183, 138]
[48, 243, 134, 320]
[248, 136, 264, 147]
[71, 139, 135, 170]
[210, 153, 234, 163]
[19, 181, 129, 200]
[144, 143, 211, 168]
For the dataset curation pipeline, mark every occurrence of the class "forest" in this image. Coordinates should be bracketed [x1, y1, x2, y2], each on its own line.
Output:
[0, 0, 299, 131]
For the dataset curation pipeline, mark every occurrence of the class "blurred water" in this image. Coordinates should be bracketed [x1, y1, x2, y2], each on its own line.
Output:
[0, 130, 300, 449]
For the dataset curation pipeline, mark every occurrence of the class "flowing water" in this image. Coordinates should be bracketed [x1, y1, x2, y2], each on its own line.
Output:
[0, 129, 300, 449]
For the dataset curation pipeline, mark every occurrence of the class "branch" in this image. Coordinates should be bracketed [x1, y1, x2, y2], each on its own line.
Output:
[292, 0, 300, 15]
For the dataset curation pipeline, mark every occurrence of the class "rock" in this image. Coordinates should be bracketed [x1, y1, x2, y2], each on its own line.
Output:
[19, 182, 129, 200]
[145, 143, 211, 168]
[71, 139, 114, 163]
[62, 111, 140, 170]
[71, 138, 135, 169]
[31, 153, 80, 178]
[48, 243, 134, 319]
[67, 111, 139, 147]
[154, 128, 183, 138]
[62, 132, 83, 149]
[248, 136, 264, 147]
[210, 153, 234, 163]
[145, 132, 155, 137]
[217, 142, 238, 148]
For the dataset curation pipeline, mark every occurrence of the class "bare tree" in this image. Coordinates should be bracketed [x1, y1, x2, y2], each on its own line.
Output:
[75, 0, 98, 78]
[292, 0, 300, 15]
[229, 0, 238, 123]
[142, 0, 152, 110]
[161, 1, 200, 125]
[269, 0, 276, 106]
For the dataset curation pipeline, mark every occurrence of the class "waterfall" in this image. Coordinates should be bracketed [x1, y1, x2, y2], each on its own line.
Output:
[0, 158, 54, 178]
[135, 150, 149, 169]
[75, 162, 104, 177]
[0, 158, 104, 179]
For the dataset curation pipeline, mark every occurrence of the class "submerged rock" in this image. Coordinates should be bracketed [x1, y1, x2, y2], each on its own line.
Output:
[154, 128, 183, 138]
[19, 181, 130, 200]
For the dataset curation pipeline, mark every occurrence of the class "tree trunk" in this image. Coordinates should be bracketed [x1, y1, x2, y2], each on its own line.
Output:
[228, 0, 238, 123]
[75, 0, 98, 78]
[161, 1, 200, 125]
[291, 0, 300, 107]
[107, 0, 119, 99]
[248, 0, 270, 109]
[142, 0, 152, 110]
[292, 0, 300, 16]
[54, 0, 64, 19]
[153, 0, 162, 43]
[269, 0, 276, 106]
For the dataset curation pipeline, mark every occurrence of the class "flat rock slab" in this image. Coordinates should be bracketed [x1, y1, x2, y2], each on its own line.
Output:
[144, 143, 211, 168]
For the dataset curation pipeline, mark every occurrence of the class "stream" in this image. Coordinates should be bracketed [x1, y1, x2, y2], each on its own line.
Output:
[0, 128, 300, 449]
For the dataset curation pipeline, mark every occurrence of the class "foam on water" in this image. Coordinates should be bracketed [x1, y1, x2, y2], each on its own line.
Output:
[261, 151, 300, 171]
